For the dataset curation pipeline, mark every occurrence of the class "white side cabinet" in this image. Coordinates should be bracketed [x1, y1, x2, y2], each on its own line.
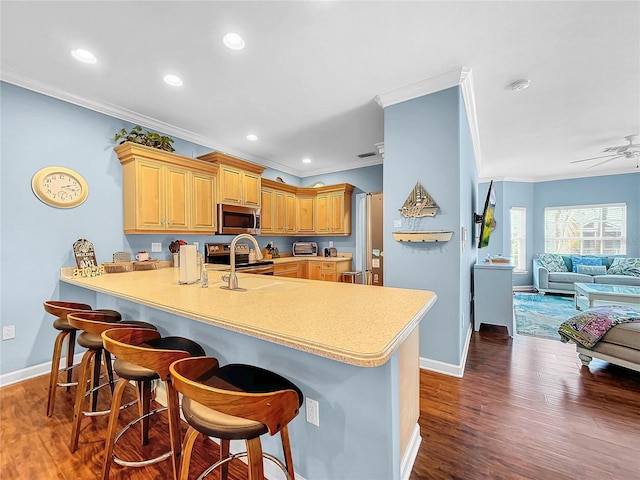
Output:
[474, 262, 515, 336]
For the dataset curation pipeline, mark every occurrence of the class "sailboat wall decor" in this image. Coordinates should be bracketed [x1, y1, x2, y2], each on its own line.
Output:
[399, 182, 439, 218]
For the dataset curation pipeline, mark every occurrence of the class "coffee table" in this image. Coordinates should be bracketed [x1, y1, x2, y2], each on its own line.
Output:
[574, 283, 640, 311]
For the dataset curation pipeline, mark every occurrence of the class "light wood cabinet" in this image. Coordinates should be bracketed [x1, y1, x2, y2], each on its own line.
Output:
[274, 262, 305, 278]
[308, 260, 351, 282]
[297, 184, 353, 236]
[190, 172, 217, 232]
[197, 152, 265, 208]
[116, 143, 218, 234]
[297, 195, 316, 233]
[260, 187, 275, 234]
[261, 179, 297, 236]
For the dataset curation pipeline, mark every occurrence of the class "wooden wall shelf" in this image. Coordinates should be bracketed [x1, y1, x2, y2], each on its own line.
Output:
[392, 231, 454, 242]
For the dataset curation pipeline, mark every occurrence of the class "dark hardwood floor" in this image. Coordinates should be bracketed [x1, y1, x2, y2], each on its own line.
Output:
[410, 326, 640, 480]
[2, 328, 639, 479]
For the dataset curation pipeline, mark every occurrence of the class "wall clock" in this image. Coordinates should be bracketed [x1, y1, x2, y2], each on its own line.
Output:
[31, 166, 89, 208]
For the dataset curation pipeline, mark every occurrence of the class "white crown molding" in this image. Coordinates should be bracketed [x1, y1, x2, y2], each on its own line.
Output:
[1, 70, 304, 177]
[374, 67, 482, 177]
[479, 168, 639, 184]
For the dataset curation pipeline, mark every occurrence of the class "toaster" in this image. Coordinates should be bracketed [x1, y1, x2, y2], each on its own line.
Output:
[292, 242, 318, 256]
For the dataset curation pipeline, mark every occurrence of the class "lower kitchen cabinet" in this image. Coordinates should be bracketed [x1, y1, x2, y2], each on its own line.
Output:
[308, 260, 351, 282]
[274, 262, 305, 278]
[273, 259, 351, 282]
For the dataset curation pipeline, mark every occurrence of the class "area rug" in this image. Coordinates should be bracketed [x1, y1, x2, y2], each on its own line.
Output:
[514, 293, 576, 341]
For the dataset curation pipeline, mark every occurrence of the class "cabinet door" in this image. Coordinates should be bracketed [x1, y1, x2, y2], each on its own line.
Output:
[165, 167, 190, 230]
[285, 193, 297, 233]
[219, 166, 243, 205]
[308, 262, 322, 280]
[329, 192, 345, 233]
[135, 160, 165, 230]
[322, 262, 337, 282]
[274, 191, 286, 232]
[191, 173, 216, 232]
[297, 196, 316, 233]
[243, 172, 261, 207]
[316, 194, 330, 233]
[260, 188, 274, 233]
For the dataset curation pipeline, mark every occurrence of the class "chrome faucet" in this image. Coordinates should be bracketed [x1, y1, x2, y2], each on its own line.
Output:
[220, 234, 264, 291]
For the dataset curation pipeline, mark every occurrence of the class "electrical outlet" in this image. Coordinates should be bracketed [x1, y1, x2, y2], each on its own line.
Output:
[306, 398, 319, 427]
[151, 242, 162, 253]
[194, 241, 200, 251]
[2, 325, 16, 340]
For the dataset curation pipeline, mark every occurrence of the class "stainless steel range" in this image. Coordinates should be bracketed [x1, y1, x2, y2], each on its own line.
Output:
[204, 243, 274, 275]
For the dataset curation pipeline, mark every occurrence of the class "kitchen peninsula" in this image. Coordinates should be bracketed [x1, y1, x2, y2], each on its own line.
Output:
[61, 268, 435, 480]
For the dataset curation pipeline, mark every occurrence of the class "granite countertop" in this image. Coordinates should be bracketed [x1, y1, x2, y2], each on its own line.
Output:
[61, 268, 435, 367]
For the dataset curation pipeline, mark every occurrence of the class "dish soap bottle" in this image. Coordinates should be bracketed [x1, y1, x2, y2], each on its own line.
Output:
[200, 262, 208, 288]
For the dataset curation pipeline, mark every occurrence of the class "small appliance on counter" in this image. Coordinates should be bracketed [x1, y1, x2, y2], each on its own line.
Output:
[324, 247, 337, 257]
[292, 242, 318, 256]
[179, 244, 199, 284]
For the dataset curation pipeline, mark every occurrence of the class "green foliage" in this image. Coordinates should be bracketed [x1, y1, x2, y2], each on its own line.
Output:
[114, 125, 175, 152]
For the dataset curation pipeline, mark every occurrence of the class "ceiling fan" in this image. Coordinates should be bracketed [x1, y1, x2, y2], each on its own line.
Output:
[571, 135, 640, 169]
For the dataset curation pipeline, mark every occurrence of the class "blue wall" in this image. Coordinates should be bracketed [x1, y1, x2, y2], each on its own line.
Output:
[481, 173, 640, 287]
[383, 87, 478, 367]
[0, 82, 383, 375]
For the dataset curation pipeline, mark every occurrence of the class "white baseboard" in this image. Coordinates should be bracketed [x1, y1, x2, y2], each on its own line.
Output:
[513, 284, 534, 292]
[0, 352, 84, 388]
[419, 322, 472, 378]
[401, 424, 422, 480]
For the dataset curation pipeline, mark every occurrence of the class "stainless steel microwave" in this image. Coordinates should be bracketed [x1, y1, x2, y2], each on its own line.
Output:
[217, 204, 261, 235]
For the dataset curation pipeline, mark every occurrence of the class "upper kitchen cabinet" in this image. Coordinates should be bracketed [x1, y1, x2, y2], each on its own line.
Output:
[115, 142, 218, 234]
[261, 179, 297, 235]
[198, 152, 265, 208]
[304, 184, 354, 236]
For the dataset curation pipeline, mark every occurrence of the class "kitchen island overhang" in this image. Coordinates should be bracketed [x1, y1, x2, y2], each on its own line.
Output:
[60, 268, 436, 480]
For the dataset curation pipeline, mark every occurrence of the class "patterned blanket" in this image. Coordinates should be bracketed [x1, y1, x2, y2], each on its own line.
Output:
[558, 305, 640, 348]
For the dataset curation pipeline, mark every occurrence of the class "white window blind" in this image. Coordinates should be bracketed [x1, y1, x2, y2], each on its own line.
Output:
[510, 207, 527, 272]
[544, 203, 626, 255]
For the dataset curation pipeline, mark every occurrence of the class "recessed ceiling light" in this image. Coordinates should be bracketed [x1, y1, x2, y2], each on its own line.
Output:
[302, 158, 312, 164]
[163, 74, 183, 87]
[71, 48, 97, 64]
[246, 134, 258, 141]
[223, 33, 245, 50]
[508, 79, 530, 91]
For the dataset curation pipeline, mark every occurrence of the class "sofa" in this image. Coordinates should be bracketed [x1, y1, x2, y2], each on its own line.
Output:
[533, 254, 640, 294]
[576, 321, 640, 373]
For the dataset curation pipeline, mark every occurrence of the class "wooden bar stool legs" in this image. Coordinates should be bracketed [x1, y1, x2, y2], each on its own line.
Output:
[44, 301, 92, 417]
[100, 328, 205, 480]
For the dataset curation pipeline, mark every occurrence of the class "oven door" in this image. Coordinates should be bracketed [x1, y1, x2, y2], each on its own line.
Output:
[217, 204, 261, 235]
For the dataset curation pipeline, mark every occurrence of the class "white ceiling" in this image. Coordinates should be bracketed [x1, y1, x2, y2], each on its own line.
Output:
[1, 1, 639, 182]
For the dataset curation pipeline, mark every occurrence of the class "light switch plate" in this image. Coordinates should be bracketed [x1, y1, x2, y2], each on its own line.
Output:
[393, 219, 402, 228]
[151, 242, 162, 253]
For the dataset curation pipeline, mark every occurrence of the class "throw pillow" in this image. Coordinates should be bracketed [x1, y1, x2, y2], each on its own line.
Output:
[537, 253, 568, 272]
[571, 256, 603, 272]
[576, 264, 607, 275]
[607, 258, 640, 277]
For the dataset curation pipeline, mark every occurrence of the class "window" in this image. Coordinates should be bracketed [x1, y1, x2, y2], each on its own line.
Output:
[544, 203, 626, 255]
[510, 207, 527, 272]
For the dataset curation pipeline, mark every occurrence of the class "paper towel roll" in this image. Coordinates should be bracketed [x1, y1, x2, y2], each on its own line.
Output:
[179, 245, 198, 284]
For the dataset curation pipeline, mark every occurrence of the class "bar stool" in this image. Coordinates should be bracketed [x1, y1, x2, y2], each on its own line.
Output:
[66, 311, 156, 453]
[170, 356, 304, 480]
[43, 301, 92, 417]
[100, 327, 206, 480]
